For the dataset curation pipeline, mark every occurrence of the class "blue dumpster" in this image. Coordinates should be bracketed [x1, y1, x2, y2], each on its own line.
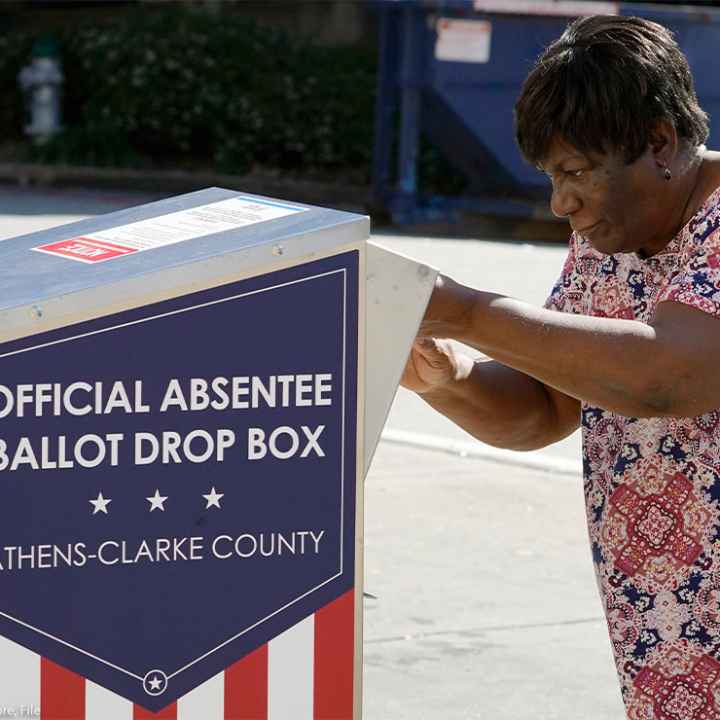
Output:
[373, 0, 720, 224]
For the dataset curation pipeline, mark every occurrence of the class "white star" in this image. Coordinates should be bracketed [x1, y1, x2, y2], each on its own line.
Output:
[146, 489, 168, 512]
[89, 492, 112, 515]
[148, 675, 162, 691]
[202, 487, 224, 510]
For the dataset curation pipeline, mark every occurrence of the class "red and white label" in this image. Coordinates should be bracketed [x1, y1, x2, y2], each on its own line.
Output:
[435, 18, 492, 63]
[35, 237, 138, 264]
[33, 196, 307, 264]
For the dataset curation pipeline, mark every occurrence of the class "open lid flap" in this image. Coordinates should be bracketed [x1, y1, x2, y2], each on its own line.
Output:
[363, 242, 438, 476]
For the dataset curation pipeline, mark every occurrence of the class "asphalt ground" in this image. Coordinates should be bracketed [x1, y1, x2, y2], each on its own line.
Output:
[0, 185, 624, 718]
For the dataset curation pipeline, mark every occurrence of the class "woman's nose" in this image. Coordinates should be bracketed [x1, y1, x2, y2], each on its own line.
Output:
[550, 183, 582, 219]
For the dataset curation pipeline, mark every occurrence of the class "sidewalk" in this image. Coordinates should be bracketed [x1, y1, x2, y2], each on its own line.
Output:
[364, 440, 625, 720]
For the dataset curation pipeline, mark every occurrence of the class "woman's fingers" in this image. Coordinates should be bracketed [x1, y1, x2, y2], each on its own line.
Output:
[400, 338, 457, 393]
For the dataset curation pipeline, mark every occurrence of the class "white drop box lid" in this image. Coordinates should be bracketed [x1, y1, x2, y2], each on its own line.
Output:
[0, 187, 369, 340]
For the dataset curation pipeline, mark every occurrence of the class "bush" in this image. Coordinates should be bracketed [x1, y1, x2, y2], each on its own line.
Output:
[1, 8, 378, 178]
[0, 30, 34, 138]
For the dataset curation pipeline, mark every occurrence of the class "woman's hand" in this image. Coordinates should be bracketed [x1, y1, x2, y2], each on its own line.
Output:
[401, 274, 476, 395]
[400, 338, 474, 395]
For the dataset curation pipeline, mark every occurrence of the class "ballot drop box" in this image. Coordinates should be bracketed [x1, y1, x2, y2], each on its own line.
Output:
[0, 188, 435, 719]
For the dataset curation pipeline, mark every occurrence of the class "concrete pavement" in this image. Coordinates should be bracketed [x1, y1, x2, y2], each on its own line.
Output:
[364, 441, 624, 719]
[0, 185, 622, 718]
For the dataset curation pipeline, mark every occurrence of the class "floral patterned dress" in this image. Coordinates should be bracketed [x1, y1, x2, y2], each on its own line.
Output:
[545, 186, 720, 720]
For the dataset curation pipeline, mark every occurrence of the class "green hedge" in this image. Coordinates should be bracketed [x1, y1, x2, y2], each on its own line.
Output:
[0, 29, 33, 142]
[0, 8, 466, 193]
[0, 9, 378, 178]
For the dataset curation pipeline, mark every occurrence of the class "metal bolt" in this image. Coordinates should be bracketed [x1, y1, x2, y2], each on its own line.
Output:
[272, 245, 285, 256]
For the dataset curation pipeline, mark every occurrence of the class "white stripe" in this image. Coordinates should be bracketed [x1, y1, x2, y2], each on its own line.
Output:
[177, 671, 224, 720]
[0, 637, 40, 717]
[268, 615, 314, 720]
[86, 681, 133, 720]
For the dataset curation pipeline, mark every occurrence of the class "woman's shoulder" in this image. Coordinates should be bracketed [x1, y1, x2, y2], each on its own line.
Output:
[686, 155, 720, 238]
[695, 152, 720, 214]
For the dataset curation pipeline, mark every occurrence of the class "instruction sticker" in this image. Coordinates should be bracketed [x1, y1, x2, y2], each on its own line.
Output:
[33, 196, 307, 264]
[435, 18, 492, 63]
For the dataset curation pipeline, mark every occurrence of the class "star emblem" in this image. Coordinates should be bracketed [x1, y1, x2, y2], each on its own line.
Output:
[142, 669, 168, 696]
[202, 487, 224, 509]
[89, 492, 112, 515]
[146, 489, 168, 512]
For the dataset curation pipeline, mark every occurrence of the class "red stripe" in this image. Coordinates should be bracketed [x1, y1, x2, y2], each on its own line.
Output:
[314, 590, 355, 719]
[133, 702, 177, 719]
[41, 657, 85, 720]
[224, 644, 268, 720]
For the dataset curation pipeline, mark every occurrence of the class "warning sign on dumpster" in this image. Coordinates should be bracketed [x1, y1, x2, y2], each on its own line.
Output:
[435, 18, 492, 64]
[0, 251, 358, 711]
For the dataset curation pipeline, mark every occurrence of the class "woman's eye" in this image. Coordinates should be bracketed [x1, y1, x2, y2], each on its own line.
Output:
[568, 169, 585, 178]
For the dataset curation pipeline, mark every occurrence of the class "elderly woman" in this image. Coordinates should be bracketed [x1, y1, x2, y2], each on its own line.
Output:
[401, 14, 720, 718]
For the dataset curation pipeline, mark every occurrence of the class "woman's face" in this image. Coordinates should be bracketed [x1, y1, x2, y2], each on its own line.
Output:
[541, 137, 672, 256]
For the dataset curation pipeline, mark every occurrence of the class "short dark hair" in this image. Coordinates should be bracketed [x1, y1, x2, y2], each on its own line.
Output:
[514, 15, 709, 167]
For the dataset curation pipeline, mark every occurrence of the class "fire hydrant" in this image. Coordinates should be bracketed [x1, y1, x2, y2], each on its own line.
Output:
[18, 38, 64, 143]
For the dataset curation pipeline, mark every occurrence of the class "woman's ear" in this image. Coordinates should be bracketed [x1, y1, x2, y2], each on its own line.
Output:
[649, 119, 678, 169]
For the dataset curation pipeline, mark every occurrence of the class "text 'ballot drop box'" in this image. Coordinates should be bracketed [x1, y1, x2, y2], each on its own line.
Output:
[0, 188, 436, 719]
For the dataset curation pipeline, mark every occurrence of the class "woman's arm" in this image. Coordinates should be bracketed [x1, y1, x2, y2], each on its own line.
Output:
[402, 339, 580, 451]
[423, 275, 720, 418]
